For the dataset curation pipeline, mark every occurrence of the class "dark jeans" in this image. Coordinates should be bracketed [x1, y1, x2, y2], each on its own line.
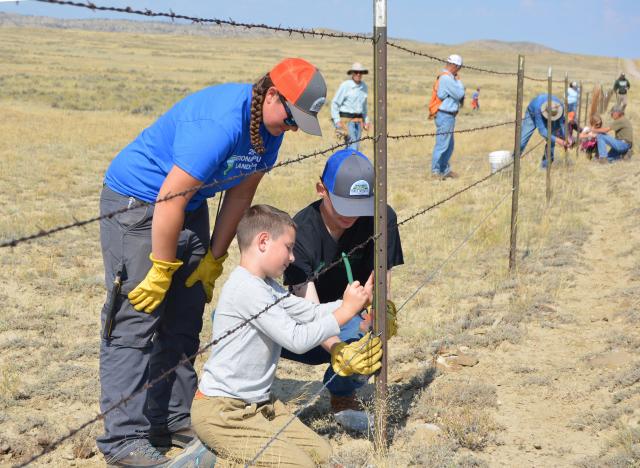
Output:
[97, 186, 209, 460]
[281, 314, 366, 397]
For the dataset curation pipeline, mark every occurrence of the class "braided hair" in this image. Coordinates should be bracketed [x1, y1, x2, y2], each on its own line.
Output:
[250, 74, 275, 154]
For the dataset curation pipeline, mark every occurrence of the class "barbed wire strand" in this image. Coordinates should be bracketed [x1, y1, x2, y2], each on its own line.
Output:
[396, 138, 544, 229]
[0, 137, 372, 249]
[397, 138, 546, 313]
[386, 40, 563, 83]
[245, 332, 381, 467]
[32, 0, 372, 41]
[397, 190, 511, 313]
[387, 120, 513, 140]
[1, 119, 516, 249]
[31, 0, 560, 81]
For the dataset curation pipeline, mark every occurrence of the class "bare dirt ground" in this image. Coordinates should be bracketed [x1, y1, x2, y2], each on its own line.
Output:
[473, 162, 640, 466]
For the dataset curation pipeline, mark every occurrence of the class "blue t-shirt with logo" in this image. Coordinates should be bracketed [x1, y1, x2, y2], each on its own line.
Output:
[105, 83, 283, 211]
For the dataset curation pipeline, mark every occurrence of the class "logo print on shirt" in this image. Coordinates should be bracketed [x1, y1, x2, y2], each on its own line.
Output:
[223, 156, 239, 176]
[224, 149, 265, 177]
[349, 180, 370, 196]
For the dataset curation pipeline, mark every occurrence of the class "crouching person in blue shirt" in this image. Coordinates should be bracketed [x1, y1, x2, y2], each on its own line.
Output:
[520, 94, 569, 168]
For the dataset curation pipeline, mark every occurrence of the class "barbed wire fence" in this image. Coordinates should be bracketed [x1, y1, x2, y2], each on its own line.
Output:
[3, 1, 581, 466]
[14, 133, 544, 467]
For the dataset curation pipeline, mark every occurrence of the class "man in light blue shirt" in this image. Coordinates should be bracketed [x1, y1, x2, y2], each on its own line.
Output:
[331, 62, 370, 150]
[431, 54, 465, 179]
[567, 82, 579, 114]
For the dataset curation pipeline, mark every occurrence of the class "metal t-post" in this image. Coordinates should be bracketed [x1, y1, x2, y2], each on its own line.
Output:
[575, 80, 582, 159]
[564, 72, 569, 164]
[546, 68, 553, 204]
[585, 92, 590, 126]
[373, 0, 388, 451]
[509, 55, 525, 272]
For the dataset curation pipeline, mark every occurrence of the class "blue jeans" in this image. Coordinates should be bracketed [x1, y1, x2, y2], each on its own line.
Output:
[568, 102, 577, 113]
[346, 120, 362, 150]
[280, 314, 365, 397]
[520, 111, 556, 168]
[596, 134, 631, 161]
[431, 111, 456, 175]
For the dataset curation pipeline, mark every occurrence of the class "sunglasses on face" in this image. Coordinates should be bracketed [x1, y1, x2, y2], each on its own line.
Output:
[278, 94, 297, 127]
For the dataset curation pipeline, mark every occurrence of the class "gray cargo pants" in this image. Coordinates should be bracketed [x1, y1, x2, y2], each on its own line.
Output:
[97, 186, 210, 460]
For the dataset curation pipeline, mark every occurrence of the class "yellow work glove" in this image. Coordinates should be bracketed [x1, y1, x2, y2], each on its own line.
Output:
[361, 300, 398, 338]
[385, 300, 398, 338]
[128, 254, 183, 313]
[330, 332, 383, 377]
[185, 249, 228, 303]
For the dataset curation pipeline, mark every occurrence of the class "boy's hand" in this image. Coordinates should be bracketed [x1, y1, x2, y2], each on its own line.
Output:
[342, 281, 369, 314]
[364, 273, 374, 305]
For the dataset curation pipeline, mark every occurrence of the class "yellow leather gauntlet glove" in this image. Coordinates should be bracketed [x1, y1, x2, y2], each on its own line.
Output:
[185, 249, 228, 303]
[361, 300, 398, 338]
[128, 254, 183, 313]
[385, 300, 398, 338]
[330, 332, 383, 377]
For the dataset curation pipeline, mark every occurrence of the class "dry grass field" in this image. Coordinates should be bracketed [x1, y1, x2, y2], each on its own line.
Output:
[1, 19, 639, 467]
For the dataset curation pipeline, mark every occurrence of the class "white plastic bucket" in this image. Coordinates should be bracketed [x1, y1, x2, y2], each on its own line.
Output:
[488, 150, 513, 173]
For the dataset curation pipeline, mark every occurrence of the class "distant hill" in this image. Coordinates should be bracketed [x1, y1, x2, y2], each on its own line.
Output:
[458, 39, 558, 54]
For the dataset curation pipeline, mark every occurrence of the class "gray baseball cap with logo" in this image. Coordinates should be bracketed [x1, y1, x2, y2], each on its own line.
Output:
[321, 149, 374, 217]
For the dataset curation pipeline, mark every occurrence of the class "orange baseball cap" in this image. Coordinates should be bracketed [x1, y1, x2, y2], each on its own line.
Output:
[270, 58, 327, 136]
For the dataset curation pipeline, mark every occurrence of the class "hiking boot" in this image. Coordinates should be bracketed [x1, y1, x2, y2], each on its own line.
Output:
[442, 171, 459, 179]
[106, 440, 169, 467]
[331, 394, 373, 433]
[166, 439, 217, 468]
[431, 172, 443, 180]
[149, 426, 196, 449]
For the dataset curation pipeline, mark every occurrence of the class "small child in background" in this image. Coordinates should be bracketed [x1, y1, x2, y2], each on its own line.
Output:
[471, 87, 480, 111]
[189, 204, 377, 467]
[580, 114, 603, 159]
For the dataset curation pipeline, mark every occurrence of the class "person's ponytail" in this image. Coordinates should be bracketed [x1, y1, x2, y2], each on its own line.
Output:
[250, 74, 274, 154]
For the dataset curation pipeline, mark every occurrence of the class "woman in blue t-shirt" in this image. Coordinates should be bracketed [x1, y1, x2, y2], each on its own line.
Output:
[97, 58, 327, 466]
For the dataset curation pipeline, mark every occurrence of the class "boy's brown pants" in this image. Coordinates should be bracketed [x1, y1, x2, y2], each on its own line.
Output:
[191, 395, 332, 467]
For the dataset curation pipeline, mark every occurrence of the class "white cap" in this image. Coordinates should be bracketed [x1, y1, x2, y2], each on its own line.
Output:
[446, 54, 463, 67]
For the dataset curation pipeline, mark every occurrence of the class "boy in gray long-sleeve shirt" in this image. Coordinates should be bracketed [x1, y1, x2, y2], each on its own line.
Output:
[190, 205, 377, 467]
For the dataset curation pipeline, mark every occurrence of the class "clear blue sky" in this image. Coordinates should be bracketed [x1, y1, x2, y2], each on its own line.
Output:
[1, 0, 638, 58]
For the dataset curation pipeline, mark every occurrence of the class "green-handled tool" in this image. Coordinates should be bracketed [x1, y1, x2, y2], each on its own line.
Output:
[342, 252, 370, 325]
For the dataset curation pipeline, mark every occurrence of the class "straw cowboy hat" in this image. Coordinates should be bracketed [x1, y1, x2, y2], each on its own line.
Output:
[540, 101, 564, 121]
[347, 62, 369, 75]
